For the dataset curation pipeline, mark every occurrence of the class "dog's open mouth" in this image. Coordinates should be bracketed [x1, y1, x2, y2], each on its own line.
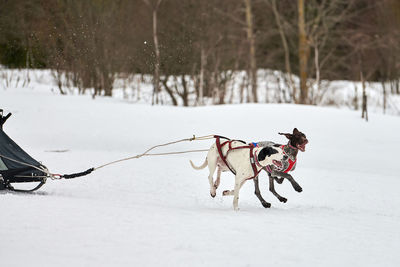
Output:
[297, 140, 308, 152]
[297, 144, 306, 152]
[273, 160, 282, 168]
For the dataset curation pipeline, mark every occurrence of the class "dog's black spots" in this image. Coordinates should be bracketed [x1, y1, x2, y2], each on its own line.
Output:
[258, 147, 278, 161]
[258, 148, 267, 161]
[273, 144, 281, 147]
[266, 147, 278, 156]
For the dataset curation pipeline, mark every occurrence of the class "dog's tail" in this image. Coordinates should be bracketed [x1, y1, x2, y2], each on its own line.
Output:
[190, 158, 208, 170]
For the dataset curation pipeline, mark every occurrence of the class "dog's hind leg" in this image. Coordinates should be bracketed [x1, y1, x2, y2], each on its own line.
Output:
[254, 176, 271, 208]
[207, 160, 218, 198]
[222, 189, 234, 196]
[214, 167, 222, 189]
[233, 177, 246, 211]
[268, 174, 287, 203]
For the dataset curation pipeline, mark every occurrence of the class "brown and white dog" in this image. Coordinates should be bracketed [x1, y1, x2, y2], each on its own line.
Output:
[253, 128, 309, 208]
[190, 139, 285, 211]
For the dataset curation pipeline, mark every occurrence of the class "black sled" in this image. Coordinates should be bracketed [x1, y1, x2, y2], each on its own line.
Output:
[0, 109, 47, 192]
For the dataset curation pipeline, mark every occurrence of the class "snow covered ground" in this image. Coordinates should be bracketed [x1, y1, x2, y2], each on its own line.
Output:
[1, 81, 400, 266]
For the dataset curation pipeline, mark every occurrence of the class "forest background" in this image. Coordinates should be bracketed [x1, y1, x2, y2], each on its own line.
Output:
[0, 0, 399, 109]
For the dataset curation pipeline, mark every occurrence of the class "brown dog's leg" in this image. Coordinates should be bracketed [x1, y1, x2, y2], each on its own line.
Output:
[271, 171, 303, 193]
[253, 176, 271, 208]
[268, 174, 287, 203]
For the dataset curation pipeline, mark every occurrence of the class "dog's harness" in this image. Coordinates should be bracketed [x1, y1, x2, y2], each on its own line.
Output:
[214, 135, 264, 180]
[264, 144, 297, 174]
[277, 145, 296, 173]
[281, 145, 297, 173]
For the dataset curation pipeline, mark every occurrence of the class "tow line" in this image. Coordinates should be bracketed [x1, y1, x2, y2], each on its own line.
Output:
[1, 134, 215, 183]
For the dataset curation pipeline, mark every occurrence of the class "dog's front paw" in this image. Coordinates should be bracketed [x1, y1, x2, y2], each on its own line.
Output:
[262, 201, 271, 208]
[279, 197, 287, 203]
[295, 186, 303, 193]
[291, 182, 303, 192]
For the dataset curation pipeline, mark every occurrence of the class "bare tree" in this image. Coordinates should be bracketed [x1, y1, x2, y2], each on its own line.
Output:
[360, 70, 368, 121]
[244, 0, 258, 103]
[268, 0, 296, 102]
[298, 0, 309, 104]
[142, 0, 163, 105]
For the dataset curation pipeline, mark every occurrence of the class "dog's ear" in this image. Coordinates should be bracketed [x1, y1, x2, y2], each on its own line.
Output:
[258, 147, 278, 161]
[279, 132, 292, 140]
[293, 128, 300, 134]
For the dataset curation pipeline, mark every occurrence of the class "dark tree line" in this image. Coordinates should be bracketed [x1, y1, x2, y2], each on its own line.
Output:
[0, 0, 399, 104]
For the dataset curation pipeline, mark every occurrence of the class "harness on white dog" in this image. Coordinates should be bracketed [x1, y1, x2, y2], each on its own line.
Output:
[214, 135, 264, 180]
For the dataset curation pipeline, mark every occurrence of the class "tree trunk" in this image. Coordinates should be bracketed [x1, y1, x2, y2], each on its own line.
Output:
[53, 69, 66, 95]
[239, 75, 246, 104]
[198, 47, 206, 105]
[353, 83, 358, 110]
[103, 72, 113, 97]
[382, 81, 387, 114]
[180, 75, 189, 107]
[142, 0, 163, 105]
[244, 0, 258, 103]
[152, 7, 161, 105]
[271, 0, 295, 102]
[360, 70, 368, 121]
[161, 76, 178, 106]
[313, 44, 320, 105]
[298, 0, 309, 104]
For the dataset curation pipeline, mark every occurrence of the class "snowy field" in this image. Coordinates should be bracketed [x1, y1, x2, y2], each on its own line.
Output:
[1, 82, 400, 266]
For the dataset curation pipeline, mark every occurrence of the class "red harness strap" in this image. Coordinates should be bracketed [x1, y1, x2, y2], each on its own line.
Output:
[280, 145, 297, 173]
[214, 135, 263, 179]
[248, 144, 264, 180]
[215, 136, 237, 174]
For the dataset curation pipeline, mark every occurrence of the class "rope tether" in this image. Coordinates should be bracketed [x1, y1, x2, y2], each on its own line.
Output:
[0, 134, 216, 181]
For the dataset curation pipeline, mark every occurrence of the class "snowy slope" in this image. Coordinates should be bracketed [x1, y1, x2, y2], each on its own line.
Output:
[1, 86, 400, 267]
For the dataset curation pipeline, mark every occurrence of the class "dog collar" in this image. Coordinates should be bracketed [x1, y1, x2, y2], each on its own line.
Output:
[288, 142, 297, 150]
